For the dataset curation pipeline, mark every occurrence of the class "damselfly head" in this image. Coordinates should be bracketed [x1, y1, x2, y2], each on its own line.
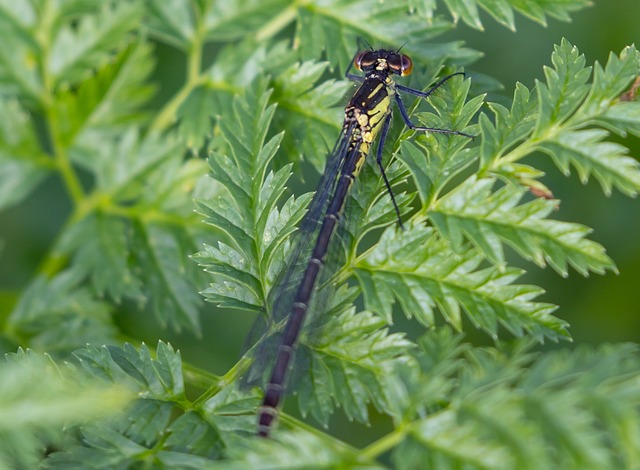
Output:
[354, 49, 413, 76]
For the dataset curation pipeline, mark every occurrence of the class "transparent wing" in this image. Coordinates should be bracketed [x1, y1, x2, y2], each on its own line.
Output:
[240, 121, 357, 388]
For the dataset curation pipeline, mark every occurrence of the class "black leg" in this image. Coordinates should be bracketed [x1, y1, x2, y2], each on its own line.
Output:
[396, 72, 466, 98]
[394, 92, 475, 139]
[376, 113, 404, 229]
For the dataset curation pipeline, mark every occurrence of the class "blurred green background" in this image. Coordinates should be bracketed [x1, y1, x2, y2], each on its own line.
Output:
[0, 0, 638, 382]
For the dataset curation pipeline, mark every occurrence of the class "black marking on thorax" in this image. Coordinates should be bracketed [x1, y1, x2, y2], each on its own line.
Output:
[343, 73, 393, 148]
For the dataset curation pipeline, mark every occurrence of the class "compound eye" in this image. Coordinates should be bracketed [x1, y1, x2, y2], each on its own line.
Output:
[387, 53, 402, 72]
[354, 50, 376, 71]
[399, 54, 413, 76]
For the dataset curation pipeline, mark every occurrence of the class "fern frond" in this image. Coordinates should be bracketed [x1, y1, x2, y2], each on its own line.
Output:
[9, 269, 118, 351]
[49, 2, 144, 87]
[430, 176, 615, 276]
[292, 286, 415, 426]
[0, 99, 51, 210]
[484, 41, 640, 198]
[408, 0, 591, 30]
[53, 41, 156, 149]
[391, 333, 640, 469]
[0, 349, 132, 468]
[46, 342, 229, 466]
[194, 80, 310, 313]
[354, 224, 568, 341]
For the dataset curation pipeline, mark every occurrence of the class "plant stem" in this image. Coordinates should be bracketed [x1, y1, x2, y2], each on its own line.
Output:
[150, 21, 206, 132]
[256, 4, 297, 42]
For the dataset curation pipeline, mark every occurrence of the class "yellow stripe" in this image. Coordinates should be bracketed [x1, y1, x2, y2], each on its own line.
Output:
[367, 83, 384, 100]
[367, 95, 391, 134]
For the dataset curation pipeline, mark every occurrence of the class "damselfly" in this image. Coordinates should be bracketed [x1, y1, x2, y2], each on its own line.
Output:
[258, 48, 474, 437]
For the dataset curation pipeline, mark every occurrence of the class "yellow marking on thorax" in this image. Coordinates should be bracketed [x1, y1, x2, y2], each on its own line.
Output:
[367, 95, 392, 136]
[346, 75, 396, 178]
[367, 83, 384, 100]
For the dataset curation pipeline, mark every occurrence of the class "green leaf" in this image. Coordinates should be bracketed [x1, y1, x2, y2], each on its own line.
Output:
[74, 342, 186, 447]
[533, 39, 592, 136]
[164, 411, 224, 459]
[203, 0, 292, 42]
[46, 424, 151, 469]
[397, 409, 510, 469]
[48, 342, 224, 467]
[2, 1, 639, 464]
[74, 129, 182, 196]
[430, 176, 616, 276]
[151, 0, 297, 54]
[271, 59, 347, 172]
[188, 42, 297, 151]
[138, 156, 211, 215]
[176, 84, 217, 150]
[202, 385, 261, 435]
[477, 0, 515, 29]
[75, 343, 189, 406]
[512, 0, 590, 26]
[485, 43, 640, 199]
[393, 335, 640, 469]
[480, 82, 537, 168]
[599, 101, 640, 139]
[98, 342, 185, 399]
[49, 1, 144, 87]
[295, 286, 414, 426]
[392, 73, 481, 207]
[579, 46, 640, 116]
[0, 98, 51, 210]
[47, 420, 220, 469]
[408, 0, 590, 29]
[414, 72, 483, 139]
[8, 269, 118, 352]
[444, 0, 484, 30]
[144, 0, 197, 50]
[195, 80, 310, 313]
[63, 129, 208, 333]
[396, 328, 467, 419]
[0, 2, 43, 102]
[533, 44, 640, 196]
[354, 224, 568, 341]
[346, 156, 414, 246]
[295, 1, 479, 72]
[194, 239, 265, 312]
[53, 40, 156, 149]
[204, 41, 295, 92]
[130, 221, 204, 331]
[539, 128, 640, 197]
[221, 430, 364, 469]
[0, 349, 132, 468]
[61, 213, 144, 301]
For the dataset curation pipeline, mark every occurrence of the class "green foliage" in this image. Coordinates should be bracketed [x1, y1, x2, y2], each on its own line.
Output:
[45, 342, 227, 468]
[429, 176, 614, 275]
[388, 330, 640, 470]
[354, 223, 567, 340]
[0, 348, 132, 469]
[0, 0, 640, 468]
[408, 0, 591, 30]
[481, 41, 640, 198]
[0, 98, 51, 211]
[9, 269, 118, 351]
